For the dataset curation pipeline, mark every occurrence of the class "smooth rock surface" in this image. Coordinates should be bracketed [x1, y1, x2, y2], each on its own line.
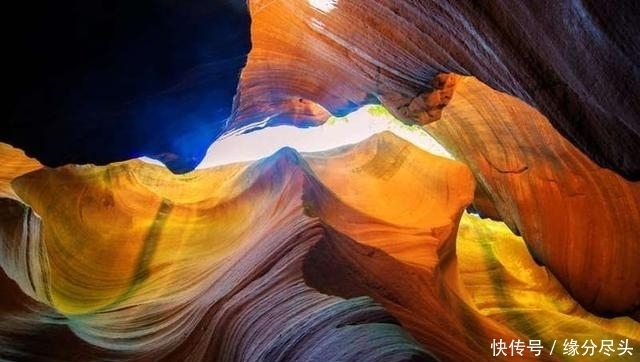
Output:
[427, 77, 640, 319]
[1, 133, 638, 361]
[236, 0, 640, 179]
[4, 1, 638, 179]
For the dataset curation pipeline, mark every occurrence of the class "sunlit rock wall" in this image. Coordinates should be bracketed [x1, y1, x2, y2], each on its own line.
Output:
[0, 144, 41, 201]
[2, 2, 639, 359]
[1, 133, 638, 361]
[235, 0, 640, 179]
[427, 77, 640, 320]
[3, 1, 638, 179]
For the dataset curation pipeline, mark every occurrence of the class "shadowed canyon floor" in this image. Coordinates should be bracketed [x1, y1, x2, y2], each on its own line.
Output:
[1, 133, 638, 361]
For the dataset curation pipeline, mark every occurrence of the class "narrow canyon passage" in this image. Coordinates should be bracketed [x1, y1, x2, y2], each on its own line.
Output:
[2, 1, 639, 361]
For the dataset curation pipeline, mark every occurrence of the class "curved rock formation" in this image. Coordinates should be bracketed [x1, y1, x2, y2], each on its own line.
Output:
[0, 144, 41, 201]
[1, 133, 638, 361]
[236, 0, 640, 179]
[4, 1, 638, 179]
[427, 77, 640, 320]
[2, 1, 640, 360]
[1, 138, 438, 361]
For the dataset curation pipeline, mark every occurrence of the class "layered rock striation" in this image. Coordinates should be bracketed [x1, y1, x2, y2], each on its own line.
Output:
[4, 1, 638, 179]
[1, 133, 638, 361]
[2, 1, 640, 359]
[427, 77, 640, 320]
[236, 0, 640, 179]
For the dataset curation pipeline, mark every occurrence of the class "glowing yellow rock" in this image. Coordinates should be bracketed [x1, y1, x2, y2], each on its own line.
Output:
[2, 133, 638, 361]
[0, 143, 42, 201]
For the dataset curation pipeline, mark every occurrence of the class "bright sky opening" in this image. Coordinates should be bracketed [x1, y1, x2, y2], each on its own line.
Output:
[141, 105, 452, 169]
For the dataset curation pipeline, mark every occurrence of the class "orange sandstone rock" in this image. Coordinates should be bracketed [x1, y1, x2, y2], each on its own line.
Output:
[1, 133, 638, 361]
[427, 77, 640, 319]
[0, 143, 42, 201]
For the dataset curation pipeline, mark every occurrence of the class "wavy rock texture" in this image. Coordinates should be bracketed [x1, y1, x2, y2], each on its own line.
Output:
[427, 77, 640, 320]
[1, 137, 437, 361]
[235, 0, 640, 179]
[1, 133, 638, 361]
[0, 143, 42, 201]
[454, 213, 640, 358]
[2, 2, 639, 360]
[2, 1, 638, 179]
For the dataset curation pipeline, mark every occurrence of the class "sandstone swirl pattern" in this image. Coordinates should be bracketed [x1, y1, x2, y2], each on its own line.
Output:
[427, 77, 640, 320]
[235, 0, 640, 180]
[1, 133, 638, 361]
[0, 144, 41, 201]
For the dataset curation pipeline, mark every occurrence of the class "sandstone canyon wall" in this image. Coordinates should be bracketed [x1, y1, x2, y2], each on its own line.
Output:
[1, 133, 638, 361]
[427, 77, 640, 319]
[1, 0, 639, 361]
[237, 0, 640, 180]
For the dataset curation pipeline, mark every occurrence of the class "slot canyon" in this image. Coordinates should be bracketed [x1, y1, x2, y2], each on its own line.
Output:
[1, 1, 639, 361]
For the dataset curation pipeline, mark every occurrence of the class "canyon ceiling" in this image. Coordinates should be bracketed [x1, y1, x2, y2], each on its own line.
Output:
[1, 1, 639, 361]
